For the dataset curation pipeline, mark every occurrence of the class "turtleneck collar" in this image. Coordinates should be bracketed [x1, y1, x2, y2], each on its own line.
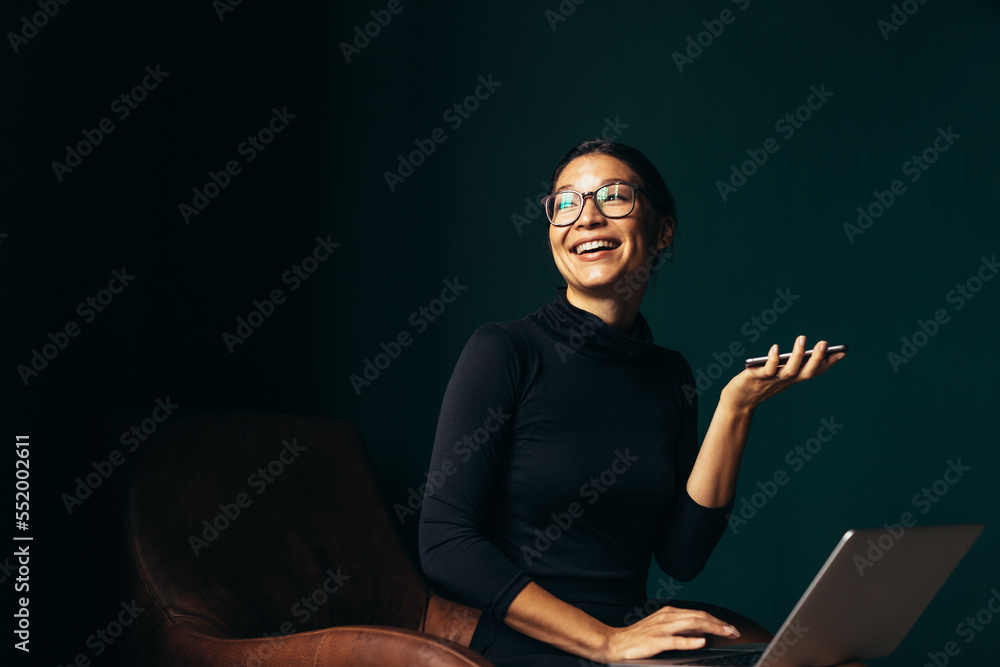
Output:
[527, 286, 654, 360]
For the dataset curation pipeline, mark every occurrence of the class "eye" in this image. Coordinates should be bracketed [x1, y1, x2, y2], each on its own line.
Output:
[554, 193, 578, 210]
[599, 184, 632, 202]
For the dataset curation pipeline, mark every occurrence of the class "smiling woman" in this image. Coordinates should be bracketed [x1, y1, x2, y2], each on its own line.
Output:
[418, 139, 846, 664]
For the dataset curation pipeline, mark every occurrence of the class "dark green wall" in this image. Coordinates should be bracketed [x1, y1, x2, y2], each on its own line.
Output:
[6, 1, 998, 664]
[326, 4, 1000, 666]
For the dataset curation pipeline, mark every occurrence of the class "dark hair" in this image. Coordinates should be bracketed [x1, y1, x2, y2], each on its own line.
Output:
[548, 138, 677, 265]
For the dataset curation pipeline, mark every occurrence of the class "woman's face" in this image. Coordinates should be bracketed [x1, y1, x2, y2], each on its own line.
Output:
[547, 153, 671, 303]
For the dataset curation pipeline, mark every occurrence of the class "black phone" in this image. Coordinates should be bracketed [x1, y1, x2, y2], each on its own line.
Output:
[744, 344, 849, 367]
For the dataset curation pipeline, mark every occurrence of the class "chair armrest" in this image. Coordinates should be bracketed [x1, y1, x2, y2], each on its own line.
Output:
[138, 620, 493, 666]
[423, 593, 482, 647]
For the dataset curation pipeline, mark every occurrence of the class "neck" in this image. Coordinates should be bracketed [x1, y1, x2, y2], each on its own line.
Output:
[564, 285, 645, 332]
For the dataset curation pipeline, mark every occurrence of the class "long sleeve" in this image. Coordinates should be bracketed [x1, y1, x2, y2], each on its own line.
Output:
[652, 354, 733, 581]
[418, 324, 532, 619]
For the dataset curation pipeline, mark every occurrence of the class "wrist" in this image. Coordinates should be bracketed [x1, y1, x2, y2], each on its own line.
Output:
[718, 386, 757, 418]
[590, 623, 615, 663]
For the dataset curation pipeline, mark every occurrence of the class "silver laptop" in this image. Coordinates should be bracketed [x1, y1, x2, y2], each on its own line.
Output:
[610, 523, 983, 667]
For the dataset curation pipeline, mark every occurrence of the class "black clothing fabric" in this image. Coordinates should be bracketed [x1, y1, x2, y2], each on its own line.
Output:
[418, 287, 732, 624]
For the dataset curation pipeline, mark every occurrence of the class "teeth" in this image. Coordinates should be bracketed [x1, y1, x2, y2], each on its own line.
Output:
[574, 240, 619, 255]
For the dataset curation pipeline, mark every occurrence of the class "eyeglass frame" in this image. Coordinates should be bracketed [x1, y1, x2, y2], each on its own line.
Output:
[539, 182, 646, 227]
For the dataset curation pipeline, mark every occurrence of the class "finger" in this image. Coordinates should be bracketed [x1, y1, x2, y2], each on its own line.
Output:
[825, 351, 847, 366]
[747, 343, 780, 379]
[663, 636, 707, 651]
[650, 606, 725, 625]
[797, 339, 828, 378]
[776, 335, 807, 379]
[652, 614, 741, 639]
[661, 620, 741, 644]
[817, 346, 847, 371]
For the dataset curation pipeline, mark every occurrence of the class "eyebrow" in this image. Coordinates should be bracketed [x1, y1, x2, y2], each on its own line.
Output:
[553, 178, 631, 192]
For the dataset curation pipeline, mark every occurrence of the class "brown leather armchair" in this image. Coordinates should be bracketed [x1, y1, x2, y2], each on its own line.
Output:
[122, 409, 782, 666]
[122, 410, 487, 666]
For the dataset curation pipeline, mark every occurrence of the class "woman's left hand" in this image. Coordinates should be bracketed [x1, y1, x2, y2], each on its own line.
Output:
[721, 336, 846, 412]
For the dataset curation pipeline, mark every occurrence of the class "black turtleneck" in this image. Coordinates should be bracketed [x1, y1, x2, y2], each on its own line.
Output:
[419, 288, 732, 621]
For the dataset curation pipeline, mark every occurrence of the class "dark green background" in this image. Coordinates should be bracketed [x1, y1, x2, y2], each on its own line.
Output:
[4, 0, 998, 665]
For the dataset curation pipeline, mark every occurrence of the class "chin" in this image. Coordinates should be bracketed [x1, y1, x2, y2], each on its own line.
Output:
[584, 266, 632, 286]
[569, 276, 621, 296]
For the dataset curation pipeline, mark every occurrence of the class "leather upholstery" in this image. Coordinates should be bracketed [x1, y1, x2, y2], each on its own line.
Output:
[123, 410, 489, 666]
[122, 409, 774, 665]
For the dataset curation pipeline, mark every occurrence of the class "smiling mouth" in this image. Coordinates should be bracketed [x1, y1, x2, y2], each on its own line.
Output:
[572, 240, 621, 255]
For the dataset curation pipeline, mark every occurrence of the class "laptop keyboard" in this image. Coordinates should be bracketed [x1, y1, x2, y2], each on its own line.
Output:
[678, 650, 764, 665]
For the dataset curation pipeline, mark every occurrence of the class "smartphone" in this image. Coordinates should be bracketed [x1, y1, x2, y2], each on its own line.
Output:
[744, 344, 849, 367]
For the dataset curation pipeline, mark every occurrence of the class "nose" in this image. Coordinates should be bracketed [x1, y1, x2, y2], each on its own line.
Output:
[575, 193, 607, 228]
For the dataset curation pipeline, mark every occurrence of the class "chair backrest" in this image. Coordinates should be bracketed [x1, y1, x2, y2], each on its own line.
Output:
[124, 410, 428, 640]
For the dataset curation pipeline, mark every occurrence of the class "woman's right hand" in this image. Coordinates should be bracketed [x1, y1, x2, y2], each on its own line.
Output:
[600, 604, 741, 662]
[503, 583, 741, 663]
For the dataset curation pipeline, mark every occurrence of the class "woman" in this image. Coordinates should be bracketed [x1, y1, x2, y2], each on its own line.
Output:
[418, 139, 845, 663]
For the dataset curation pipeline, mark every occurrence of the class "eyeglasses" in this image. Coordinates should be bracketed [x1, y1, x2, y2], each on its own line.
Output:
[540, 182, 644, 226]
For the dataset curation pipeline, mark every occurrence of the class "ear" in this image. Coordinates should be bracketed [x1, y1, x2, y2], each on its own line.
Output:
[656, 215, 676, 249]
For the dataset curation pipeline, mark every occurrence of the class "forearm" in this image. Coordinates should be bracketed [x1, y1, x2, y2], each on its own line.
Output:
[686, 395, 754, 508]
[502, 582, 609, 661]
